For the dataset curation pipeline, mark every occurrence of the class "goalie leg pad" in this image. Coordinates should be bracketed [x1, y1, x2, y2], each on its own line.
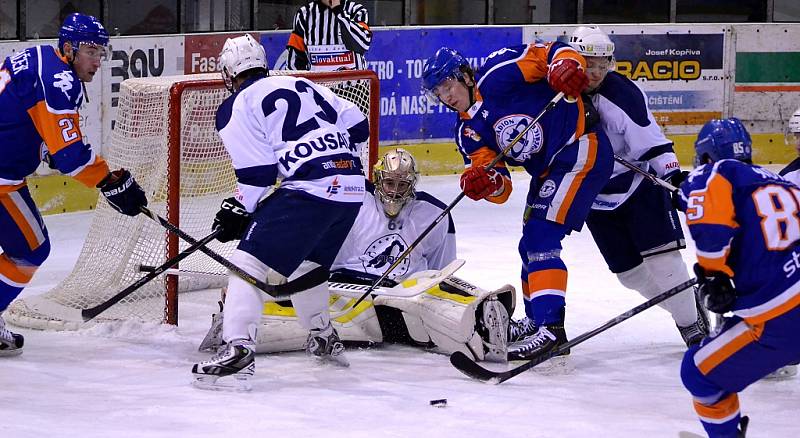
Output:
[254, 295, 382, 353]
[373, 277, 515, 361]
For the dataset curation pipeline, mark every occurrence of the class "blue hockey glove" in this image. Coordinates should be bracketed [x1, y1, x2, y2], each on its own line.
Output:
[693, 263, 737, 314]
[213, 197, 252, 243]
[98, 169, 147, 217]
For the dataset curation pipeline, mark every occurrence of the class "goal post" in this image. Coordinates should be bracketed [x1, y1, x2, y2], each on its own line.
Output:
[6, 70, 380, 330]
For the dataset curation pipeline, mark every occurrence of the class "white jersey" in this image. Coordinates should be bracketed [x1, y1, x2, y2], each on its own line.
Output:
[216, 74, 369, 212]
[332, 184, 456, 281]
[780, 157, 800, 187]
[590, 71, 680, 210]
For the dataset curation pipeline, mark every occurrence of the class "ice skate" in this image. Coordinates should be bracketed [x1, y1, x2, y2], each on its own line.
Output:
[507, 317, 537, 343]
[0, 316, 24, 357]
[306, 323, 349, 367]
[508, 318, 572, 374]
[191, 339, 255, 391]
[477, 297, 509, 362]
[678, 291, 710, 347]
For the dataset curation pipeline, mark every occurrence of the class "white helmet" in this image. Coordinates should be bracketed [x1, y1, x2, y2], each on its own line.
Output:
[569, 26, 615, 58]
[219, 34, 267, 92]
[786, 107, 800, 145]
[373, 148, 419, 218]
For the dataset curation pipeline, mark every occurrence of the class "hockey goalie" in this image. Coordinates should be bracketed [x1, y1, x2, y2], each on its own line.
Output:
[200, 148, 524, 362]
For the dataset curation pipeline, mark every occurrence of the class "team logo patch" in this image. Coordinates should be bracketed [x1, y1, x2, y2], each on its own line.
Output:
[362, 233, 410, 278]
[326, 176, 341, 197]
[53, 71, 74, 98]
[493, 115, 543, 161]
[463, 126, 481, 142]
[538, 179, 556, 198]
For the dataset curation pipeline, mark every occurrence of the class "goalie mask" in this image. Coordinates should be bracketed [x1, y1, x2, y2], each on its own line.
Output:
[373, 148, 419, 218]
[219, 34, 268, 93]
[568, 26, 615, 92]
[786, 107, 800, 151]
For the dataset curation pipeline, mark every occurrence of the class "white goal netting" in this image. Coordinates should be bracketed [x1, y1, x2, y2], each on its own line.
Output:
[6, 71, 378, 330]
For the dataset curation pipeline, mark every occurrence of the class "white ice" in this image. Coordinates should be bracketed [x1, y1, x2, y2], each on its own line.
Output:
[3, 173, 797, 438]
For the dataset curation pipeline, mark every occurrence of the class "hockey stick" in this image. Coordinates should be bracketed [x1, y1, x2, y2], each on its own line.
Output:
[613, 154, 678, 192]
[138, 206, 328, 299]
[138, 258, 466, 299]
[81, 229, 221, 321]
[347, 91, 567, 311]
[449, 277, 698, 384]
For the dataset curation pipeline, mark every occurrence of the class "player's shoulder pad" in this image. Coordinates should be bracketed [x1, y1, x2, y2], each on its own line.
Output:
[780, 157, 800, 177]
[479, 45, 528, 72]
[596, 71, 650, 127]
[215, 90, 243, 131]
[415, 190, 455, 233]
[38, 45, 83, 111]
[415, 190, 448, 210]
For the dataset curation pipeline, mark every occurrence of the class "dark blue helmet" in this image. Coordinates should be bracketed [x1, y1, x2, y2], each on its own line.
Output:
[694, 117, 752, 167]
[59, 13, 109, 53]
[421, 47, 471, 97]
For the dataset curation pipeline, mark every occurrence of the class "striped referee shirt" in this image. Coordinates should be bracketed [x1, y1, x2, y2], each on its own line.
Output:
[286, 0, 372, 71]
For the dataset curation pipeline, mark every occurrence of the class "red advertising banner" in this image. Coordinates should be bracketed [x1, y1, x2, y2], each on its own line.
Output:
[184, 32, 260, 74]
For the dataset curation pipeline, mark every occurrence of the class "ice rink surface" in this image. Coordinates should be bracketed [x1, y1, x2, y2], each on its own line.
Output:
[3, 173, 798, 438]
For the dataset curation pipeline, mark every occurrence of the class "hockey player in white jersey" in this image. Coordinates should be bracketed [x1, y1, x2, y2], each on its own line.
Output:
[200, 148, 517, 363]
[569, 26, 708, 346]
[779, 106, 800, 186]
[191, 34, 368, 389]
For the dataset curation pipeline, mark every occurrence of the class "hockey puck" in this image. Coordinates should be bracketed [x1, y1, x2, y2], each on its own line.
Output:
[429, 398, 447, 407]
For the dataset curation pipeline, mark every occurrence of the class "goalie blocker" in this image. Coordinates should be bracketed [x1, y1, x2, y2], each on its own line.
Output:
[200, 272, 516, 363]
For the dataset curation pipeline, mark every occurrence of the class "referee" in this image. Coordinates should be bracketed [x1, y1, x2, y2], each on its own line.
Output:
[286, 0, 372, 71]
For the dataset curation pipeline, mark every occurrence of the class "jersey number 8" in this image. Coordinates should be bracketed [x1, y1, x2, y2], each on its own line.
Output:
[752, 184, 800, 250]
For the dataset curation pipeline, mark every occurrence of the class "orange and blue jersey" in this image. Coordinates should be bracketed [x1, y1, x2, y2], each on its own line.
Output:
[679, 159, 800, 438]
[455, 42, 610, 229]
[454, 42, 612, 325]
[679, 159, 800, 322]
[0, 45, 108, 193]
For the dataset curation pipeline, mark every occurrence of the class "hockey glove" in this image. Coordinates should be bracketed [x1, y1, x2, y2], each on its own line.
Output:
[667, 170, 690, 188]
[213, 197, 252, 243]
[547, 58, 589, 99]
[460, 166, 504, 201]
[666, 170, 689, 210]
[98, 169, 148, 217]
[693, 263, 737, 314]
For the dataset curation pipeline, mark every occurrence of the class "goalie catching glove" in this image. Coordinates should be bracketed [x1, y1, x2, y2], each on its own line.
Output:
[693, 263, 737, 314]
[547, 58, 589, 99]
[97, 169, 147, 216]
[460, 166, 504, 201]
[213, 197, 252, 243]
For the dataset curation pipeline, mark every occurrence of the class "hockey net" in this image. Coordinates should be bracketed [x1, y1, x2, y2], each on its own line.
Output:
[6, 70, 379, 330]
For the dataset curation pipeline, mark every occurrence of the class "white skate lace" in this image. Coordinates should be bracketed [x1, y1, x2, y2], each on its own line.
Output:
[508, 318, 536, 341]
[513, 327, 555, 353]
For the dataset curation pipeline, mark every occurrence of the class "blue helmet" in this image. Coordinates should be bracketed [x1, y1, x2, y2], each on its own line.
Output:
[694, 117, 752, 166]
[421, 47, 471, 96]
[58, 13, 109, 52]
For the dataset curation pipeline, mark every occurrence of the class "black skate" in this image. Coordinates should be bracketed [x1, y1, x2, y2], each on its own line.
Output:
[192, 340, 254, 391]
[678, 291, 710, 347]
[306, 324, 349, 367]
[508, 323, 569, 361]
[507, 317, 537, 343]
[0, 316, 24, 357]
[477, 297, 509, 362]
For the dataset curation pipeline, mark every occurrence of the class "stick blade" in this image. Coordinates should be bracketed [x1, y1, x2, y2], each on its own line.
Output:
[449, 351, 503, 384]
